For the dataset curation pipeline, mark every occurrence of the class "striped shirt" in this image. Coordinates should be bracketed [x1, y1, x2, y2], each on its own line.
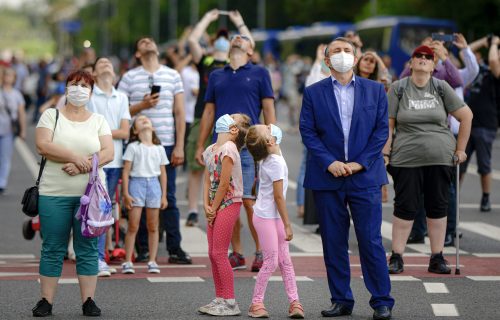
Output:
[118, 65, 184, 146]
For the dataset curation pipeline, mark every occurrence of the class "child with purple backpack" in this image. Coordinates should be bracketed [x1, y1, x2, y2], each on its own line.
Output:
[121, 115, 168, 274]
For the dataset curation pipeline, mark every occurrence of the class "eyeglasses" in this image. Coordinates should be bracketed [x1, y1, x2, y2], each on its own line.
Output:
[230, 34, 251, 42]
[413, 53, 434, 60]
[148, 75, 154, 88]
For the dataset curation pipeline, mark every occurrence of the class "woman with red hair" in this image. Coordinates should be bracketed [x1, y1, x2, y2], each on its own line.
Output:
[33, 70, 114, 317]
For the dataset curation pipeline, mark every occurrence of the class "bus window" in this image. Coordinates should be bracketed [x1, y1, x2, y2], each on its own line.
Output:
[399, 25, 454, 55]
[357, 27, 391, 52]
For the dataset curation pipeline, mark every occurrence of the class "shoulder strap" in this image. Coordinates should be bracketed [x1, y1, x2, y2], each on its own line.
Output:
[431, 77, 445, 99]
[91, 153, 99, 179]
[397, 77, 409, 101]
[36, 109, 59, 186]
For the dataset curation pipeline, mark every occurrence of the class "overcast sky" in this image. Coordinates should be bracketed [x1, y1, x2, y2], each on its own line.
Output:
[0, 0, 26, 9]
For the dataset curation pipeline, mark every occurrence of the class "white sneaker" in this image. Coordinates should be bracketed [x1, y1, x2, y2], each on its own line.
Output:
[205, 300, 241, 316]
[108, 266, 117, 274]
[98, 260, 111, 277]
[147, 261, 160, 274]
[121, 261, 135, 274]
[198, 298, 222, 314]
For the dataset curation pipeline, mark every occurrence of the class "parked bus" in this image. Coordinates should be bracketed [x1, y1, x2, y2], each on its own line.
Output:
[254, 22, 354, 61]
[356, 16, 457, 75]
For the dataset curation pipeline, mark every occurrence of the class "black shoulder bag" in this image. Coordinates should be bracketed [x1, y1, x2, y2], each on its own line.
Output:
[21, 109, 59, 217]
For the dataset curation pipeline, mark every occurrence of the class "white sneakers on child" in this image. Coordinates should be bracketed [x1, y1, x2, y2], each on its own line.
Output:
[98, 260, 117, 277]
[121, 261, 160, 274]
[198, 299, 221, 314]
[147, 261, 160, 274]
[121, 261, 135, 274]
[202, 299, 241, 316]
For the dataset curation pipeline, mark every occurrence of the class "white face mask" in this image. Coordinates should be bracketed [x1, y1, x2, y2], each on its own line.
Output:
[67, 85, 91, 107]
[329, 52, 355, 73]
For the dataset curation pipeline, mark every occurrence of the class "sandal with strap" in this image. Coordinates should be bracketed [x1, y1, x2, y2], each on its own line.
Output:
[248, 303, 269, 318]
[288, 300, 305, 319]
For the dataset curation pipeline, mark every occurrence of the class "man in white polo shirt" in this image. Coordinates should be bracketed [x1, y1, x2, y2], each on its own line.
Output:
[88, 56, 131, 276]
[118, 37, 191, 264]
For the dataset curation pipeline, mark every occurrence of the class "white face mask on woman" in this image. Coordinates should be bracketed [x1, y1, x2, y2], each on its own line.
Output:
[67, 85, 91, 107]
[329, 52, 355, 73]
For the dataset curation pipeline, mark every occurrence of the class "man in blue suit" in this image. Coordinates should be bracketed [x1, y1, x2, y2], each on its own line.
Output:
[299, 37, 394, 320]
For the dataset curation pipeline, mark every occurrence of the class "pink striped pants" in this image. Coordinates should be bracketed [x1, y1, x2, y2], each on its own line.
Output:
[251, 214, 299, 304]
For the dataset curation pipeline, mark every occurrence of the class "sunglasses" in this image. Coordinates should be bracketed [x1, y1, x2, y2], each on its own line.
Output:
[230, 34, 251, 42]
[413, 53, 434, 60]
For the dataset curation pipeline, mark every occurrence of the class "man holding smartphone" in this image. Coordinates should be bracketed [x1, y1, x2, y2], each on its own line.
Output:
[118, 37, 191, 264]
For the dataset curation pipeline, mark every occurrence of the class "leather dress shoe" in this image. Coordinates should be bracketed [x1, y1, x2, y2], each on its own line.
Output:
[373, 306, 392, 320]
[321, 303, 352, 317]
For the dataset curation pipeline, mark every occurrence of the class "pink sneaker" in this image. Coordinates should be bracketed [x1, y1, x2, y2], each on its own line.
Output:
[288, 300, 305, 319]
[248, 303, 269, 318]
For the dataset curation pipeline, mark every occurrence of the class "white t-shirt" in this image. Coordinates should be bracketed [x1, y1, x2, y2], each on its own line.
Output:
[87, 85, 131, 168]
[118, 65, 184, 146]
[253, 153, 288, 219]
[37, 108, 112, 196]
[122, 141, 169, 178]
[180, 65, 200, 124]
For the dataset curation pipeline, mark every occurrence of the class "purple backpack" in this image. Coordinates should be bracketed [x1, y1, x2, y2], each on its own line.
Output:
[75, 154, 114, 238]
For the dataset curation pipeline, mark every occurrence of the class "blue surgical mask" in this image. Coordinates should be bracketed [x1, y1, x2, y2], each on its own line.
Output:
[214, 37, 230, 53]
[320, 60, 331, 74]
[270, 124, 282, 144]
[215, 114, 235, 133]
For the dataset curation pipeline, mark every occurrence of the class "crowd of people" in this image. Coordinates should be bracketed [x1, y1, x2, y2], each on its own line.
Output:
[0, 8, 498, 320]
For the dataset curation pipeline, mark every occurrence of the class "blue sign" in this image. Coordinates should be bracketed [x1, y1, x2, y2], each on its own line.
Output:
[60, 20, 82, 33]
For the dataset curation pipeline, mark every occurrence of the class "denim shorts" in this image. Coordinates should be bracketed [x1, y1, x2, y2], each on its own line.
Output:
[241, 147, 257, 199]
[129, 177, 162, 208]
[461, 127, 497, 175]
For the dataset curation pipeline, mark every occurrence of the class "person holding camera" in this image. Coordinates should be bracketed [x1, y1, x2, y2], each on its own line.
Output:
[185, 9, 250, 228]
[400, 39, 463, 89]
[400, 36, 465, 245]
[459, 34, 500, 212]
[384, 45, 473, 275]
[118, 36, 191, 265]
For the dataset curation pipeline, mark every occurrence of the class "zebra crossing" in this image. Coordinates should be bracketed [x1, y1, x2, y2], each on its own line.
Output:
[179, 217, 500, 258]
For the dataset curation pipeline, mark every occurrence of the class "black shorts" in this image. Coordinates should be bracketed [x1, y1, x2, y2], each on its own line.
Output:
[387, 165, 453, 220]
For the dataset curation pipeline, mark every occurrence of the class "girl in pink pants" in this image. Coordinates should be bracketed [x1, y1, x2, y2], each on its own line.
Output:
[246, 124, 305, 319]
[198, 114, 250, 317]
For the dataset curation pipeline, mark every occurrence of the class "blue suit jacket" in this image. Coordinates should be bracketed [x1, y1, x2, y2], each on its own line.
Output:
[299, 76, 389, 190]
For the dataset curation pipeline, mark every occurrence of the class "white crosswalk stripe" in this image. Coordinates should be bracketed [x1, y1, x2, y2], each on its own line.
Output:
[424, 282, 449, 293]
[431, 304, 459, 317]
[459, 222, 500, 242]
[147, 277, 204, 283]
[178, 216, 499, 257]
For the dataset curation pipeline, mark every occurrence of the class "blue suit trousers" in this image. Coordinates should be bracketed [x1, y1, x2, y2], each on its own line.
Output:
[313, 179, 394, 310]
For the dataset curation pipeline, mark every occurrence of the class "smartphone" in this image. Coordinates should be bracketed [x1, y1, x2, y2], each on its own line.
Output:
[218, 10, 230, 15]
[487, 33, 493, 47]
[150, 85, 161, 96]
[431, 33, 455, 43]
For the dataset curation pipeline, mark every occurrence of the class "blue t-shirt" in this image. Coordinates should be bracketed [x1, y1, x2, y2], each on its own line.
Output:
[204, 62, 274, 141]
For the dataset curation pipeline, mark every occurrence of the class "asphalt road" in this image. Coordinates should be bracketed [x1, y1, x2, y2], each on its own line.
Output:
[1, 106, 500, 319]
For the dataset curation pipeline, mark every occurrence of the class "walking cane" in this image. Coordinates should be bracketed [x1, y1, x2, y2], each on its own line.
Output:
[454, 156, 461, 275]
